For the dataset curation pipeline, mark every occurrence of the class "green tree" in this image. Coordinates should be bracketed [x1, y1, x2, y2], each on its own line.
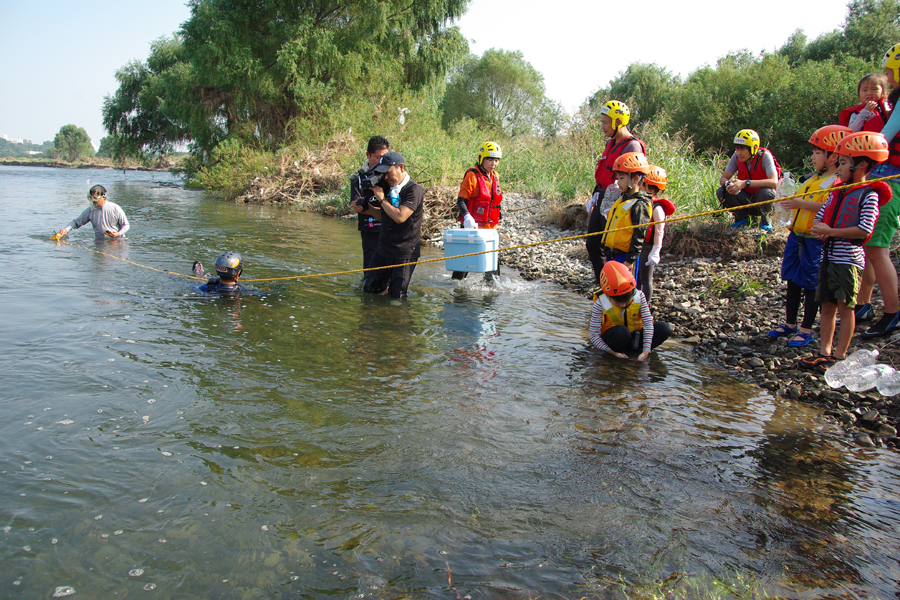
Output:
[589, 63, 679, 126]
[843, 0, 900, 62]
[52, 124, 94, 162]
[441, 48, 558, 136]
[104, 0, 470, 168]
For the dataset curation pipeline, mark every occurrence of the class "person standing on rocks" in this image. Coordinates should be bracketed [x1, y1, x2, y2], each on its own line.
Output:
[585, 100, 646, 285]
[800, 132, 889, 372]
[768, 125, 850, 348]
[852, 44, 900, 338]
[350, 136, 390, 269]
[600, 152, 652, 275]
[638, 165, 674, 303]
[716, 129, 780, 231]
[452, 141, 503, 281]
[362, 152, 425, 299]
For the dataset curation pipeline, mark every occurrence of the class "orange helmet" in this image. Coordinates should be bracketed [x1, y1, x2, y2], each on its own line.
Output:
[809, 125, 852, 152]
[612, 152, 650, 174]
[599, 261, 636, 296]
[834, 131, 889, 163]
[645, 165, 667, 190]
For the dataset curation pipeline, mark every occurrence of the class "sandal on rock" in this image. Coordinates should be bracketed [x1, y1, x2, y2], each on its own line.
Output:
[768, 323, 798, 338]
[815, 355, 840, 374]
[788, 330, 815, 347]
[798, 353, 832, 370]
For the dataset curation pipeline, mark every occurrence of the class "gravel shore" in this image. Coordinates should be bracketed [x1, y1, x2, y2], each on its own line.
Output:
[426, 192, 900, 449]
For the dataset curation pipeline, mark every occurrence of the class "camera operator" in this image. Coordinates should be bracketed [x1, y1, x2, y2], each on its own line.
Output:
[350, 136, 390, 269]
[362, 151, 425, 299]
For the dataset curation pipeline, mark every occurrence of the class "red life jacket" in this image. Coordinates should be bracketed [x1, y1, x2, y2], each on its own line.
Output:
[644, 198, 676, 243]
[839, 101, 890, 133]
[459, 167, 502, 228]
[820, 180, 892, 246]
[594, 136, 647, 188]
[736, 147, 782, 195]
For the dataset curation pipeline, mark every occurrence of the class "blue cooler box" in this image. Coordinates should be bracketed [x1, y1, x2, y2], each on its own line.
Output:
[443, 229, 500, 273]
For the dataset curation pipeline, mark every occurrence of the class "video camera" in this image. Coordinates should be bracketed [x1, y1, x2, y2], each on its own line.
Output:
[353, 167, 384, 209]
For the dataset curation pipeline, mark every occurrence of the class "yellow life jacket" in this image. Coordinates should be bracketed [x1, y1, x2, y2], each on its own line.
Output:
[601, 194, 650, 253]
[598, 292, 643, 334]
[791, 172, 837, 235]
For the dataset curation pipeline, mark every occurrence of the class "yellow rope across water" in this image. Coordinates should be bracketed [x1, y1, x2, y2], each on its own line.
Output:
[50, 173, 900, 283]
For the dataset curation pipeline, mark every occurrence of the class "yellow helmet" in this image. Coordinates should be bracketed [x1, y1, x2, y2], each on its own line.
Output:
[733, 129, 760, 155]
[883, 43, 900, 84]
[477, 141, 502, 164]
[600, 100, 630, 129]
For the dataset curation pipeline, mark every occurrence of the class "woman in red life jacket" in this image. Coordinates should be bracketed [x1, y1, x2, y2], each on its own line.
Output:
[585, 100, 646, 284]
[453, 141, 503, 281]
[716, 129, 780, 231]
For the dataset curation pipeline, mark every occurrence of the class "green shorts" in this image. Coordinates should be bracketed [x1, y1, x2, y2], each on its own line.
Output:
[866, 180, 900, 247]
[816, 261, 861, 307]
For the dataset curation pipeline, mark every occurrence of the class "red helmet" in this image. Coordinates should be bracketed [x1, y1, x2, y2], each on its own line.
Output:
[612, 152, 650, 174]
[599, 261, 636, 296]
[834, 132, 889, 163]
[645, 165, 667, 191]
[809, 125, 852, 152]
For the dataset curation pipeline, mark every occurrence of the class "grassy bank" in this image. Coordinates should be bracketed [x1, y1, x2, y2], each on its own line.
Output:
[0, 156, 179, 171]
[191, 94, 735, 229]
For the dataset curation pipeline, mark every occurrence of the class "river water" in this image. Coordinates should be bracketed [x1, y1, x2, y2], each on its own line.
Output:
[2, 165, 900, 599]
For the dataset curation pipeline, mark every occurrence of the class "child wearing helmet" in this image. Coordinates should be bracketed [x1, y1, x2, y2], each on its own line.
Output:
[585, 100, 647, 284]
[453, 142, 503, 281]
[54, 185, 130, 240]
[589, 261, 671, 360]
[716, 129, 780, 231]
[638, 165, 674, 303]
[192, 251, 244, 295]
[799, 132, 891, 372]
[767, 125, 849, 348]
[839, 72, 890, 133]
[599, 152, 652, 270]
[851, 43, 900, 338]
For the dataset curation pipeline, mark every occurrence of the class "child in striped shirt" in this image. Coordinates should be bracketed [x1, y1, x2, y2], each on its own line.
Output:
[800, 132, 891, 372]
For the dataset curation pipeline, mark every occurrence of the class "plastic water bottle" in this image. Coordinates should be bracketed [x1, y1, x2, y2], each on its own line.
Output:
[824, 348, 879, 388]
[843, 364, 891, 392]
[876, 367, 900, 396]
[774, 173, 797, 226]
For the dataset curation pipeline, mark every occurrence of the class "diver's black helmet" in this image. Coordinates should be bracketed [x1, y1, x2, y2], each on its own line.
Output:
[214, 251, 243, 280]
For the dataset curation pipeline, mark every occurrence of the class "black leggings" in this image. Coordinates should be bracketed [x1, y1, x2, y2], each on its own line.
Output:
[786, 280, 819, 330]
[602, 322, 672, 353]
[585, 207, 607, 284]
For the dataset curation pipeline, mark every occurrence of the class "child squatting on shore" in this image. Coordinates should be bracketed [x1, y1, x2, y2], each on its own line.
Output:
[638, 165, 674, 303]
[589, 261, 671, 361]
[768, 125, 850, 348]
[800, 132, 892, 373]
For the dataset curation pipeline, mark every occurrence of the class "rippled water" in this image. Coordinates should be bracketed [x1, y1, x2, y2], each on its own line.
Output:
[2, 165, 900, 598]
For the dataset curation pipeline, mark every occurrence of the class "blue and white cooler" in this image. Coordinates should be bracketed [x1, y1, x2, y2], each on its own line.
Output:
[443, 228, 500, 273]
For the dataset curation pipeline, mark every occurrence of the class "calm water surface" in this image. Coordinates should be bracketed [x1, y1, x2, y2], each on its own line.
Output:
[2, 165, 900, 599]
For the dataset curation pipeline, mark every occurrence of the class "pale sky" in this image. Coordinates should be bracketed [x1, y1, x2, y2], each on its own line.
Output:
[0, 0, 859, 148]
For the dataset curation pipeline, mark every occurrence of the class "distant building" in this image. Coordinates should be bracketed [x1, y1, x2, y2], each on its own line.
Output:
[1, 134, 24, 144]
[26, 151, 42, 155]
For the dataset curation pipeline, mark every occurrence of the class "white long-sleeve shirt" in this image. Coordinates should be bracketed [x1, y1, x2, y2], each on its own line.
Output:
[65, 201, 130, 239]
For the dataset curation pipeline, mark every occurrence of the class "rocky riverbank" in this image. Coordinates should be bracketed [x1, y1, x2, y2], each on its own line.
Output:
[428, 192, 900, 449]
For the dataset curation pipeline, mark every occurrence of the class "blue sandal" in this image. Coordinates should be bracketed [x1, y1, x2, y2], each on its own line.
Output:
[788, 330, 815, 347]
[767, 324, 798, 338]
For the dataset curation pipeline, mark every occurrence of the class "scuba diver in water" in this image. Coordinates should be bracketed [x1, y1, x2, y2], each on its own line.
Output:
[192, 251, 245, 295]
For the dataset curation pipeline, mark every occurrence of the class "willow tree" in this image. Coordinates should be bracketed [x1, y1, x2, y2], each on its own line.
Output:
[103, 0, 470, 165]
